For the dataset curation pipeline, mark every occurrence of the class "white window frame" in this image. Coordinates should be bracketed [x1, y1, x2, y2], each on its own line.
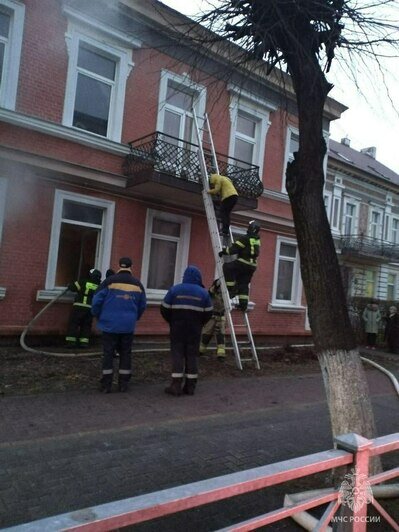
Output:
[141, 209, 191, 302]
[63, 27, 133, 142]
[157, 70, 206, 140]
[0, 0, 25, 110]
[368, 206, 384, 240]
[282, 126, 299, 194]
[324, 190, 332, 222]
[391, 217, 399, 244]
[272, 236, 302, 308]
[228, 90, 271, 178]
[342, 197, 359, 236]
[44, 190, 114, 291]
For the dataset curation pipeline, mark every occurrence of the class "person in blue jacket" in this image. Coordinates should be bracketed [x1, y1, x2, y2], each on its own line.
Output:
[161, 265, 213, 396]
[92, 257, 146, 393]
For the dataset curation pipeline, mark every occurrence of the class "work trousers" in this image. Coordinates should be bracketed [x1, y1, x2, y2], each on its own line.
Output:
[220, 195, 238, 234]
[169, 323, 200, 380]
[66, 306, 93, 346]
[101, 332, 133, 385]
[201, 316, 225, 347]
[223, 260, 256, 310]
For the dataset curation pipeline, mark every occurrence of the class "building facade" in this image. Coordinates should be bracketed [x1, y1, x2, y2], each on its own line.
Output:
[0, 0, 397, 344]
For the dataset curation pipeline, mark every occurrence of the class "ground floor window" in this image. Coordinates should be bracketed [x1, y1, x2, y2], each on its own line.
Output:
[272, 237, 301, 306]
[46, 190, 114, 289]
[387, 273, 397, 301]
[141, 209, 191, 299]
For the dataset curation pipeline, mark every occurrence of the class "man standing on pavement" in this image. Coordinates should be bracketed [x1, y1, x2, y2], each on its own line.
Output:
[160, 265, 213, 396]
[92, 257, 146, 393]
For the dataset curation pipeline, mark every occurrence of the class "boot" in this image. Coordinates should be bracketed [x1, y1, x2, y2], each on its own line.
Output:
[216, 345, 226, 360]
[164, 377, 183, 396]
[199, 342, 208, 355]
[182, 378, 197, 396]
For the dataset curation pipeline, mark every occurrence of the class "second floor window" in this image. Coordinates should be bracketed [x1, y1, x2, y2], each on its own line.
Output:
[343, 202, 357, 235]
[369, 210, 382, 240]
[0, 0, 24, 109]
[233, 112, 258, 168]
[63, 31, 132, 142]
[163, 82, 194, 144]
[392, 219, 399, 244]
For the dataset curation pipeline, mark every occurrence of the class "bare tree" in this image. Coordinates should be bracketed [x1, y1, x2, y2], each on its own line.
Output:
[183, 0, 399, 448]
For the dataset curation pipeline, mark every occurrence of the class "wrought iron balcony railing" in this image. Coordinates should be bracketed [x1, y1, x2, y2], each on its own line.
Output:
[340, 234, 399, 261]
[123, 132, 264, 199]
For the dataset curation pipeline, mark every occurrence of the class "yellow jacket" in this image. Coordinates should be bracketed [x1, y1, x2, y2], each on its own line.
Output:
[208, 174, 238, 201]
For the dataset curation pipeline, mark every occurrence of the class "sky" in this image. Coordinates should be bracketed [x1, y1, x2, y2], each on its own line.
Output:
[161, 0, 399, 174]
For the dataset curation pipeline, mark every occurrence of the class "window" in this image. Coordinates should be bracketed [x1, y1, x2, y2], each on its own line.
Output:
[365, 269, 376, 298]
[272, 238, 302, 306]
[281, 127, 299, 193]
[342, 200, 358, 235]
[324, 191, 331, 222]
[369, 209, 383, 240]
[141, 209, 191, 300]
[45, 191, 114, 289]
[229, 96, 270, 177]
[387, 273, 396, 301]
[157, 71, 206, 178]
[391, 218, 399, 244]
[63, 30, 133, 141]
[0, 0, 25, 109]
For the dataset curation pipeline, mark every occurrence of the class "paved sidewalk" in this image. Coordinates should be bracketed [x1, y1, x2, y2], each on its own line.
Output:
[0, 369, 397, 530]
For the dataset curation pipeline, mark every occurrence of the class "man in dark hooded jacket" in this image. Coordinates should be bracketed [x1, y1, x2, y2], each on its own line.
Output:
[161, 265, 213, 396]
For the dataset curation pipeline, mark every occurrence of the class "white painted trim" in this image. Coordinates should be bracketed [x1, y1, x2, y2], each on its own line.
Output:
[63, 26, 133, 142]
[62, 5, 142, 48]
[341, 196, 360, 235]
[0, 287, 6, 299]
[271, 236, 302, 306]
[268, 303, 306, 312]
[0, 108, 130, 156]
[228, 93, 270, 178]
[0, 0, 25, 110]
[262, 188, 291, 203]
[46, 190, 115, 289]
[156, 69, 206, 139]
[36, 290, 74, 303]
[368, 205, 384, 240]
[0, 177, 7, 244]
[141, 208, 191, 298]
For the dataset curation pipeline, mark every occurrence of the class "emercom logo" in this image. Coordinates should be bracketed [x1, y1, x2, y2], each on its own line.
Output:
[338, 467, 374, 511]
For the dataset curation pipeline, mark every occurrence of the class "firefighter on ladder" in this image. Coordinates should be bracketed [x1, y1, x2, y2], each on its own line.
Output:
[200, 279, 226, 360]
[219, 220, 261, 312]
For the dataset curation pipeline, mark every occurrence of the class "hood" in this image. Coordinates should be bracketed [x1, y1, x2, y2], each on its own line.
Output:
[183, 265, 203, 286]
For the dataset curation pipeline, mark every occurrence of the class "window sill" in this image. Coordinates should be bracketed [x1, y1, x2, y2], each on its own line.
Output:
[268, 303, 306, 313]
[36, 289, 74, 302]
[0, 287, 6, 300]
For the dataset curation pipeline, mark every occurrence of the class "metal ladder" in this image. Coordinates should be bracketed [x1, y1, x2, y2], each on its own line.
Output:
[192, 111, 260, 370]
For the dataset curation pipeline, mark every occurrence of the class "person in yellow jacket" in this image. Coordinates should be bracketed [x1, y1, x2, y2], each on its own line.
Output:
[208, 173, 238, 236]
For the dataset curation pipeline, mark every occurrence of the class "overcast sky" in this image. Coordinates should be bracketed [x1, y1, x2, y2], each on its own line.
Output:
[161, 0, 399, 174]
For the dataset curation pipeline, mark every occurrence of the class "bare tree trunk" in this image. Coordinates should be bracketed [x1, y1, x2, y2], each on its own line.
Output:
[286, 59, 379, 455]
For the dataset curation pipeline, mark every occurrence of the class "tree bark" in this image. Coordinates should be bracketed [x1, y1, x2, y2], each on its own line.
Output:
[285, 58, 379, 453]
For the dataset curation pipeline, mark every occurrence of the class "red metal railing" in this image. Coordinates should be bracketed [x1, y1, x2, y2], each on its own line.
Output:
[5, 432, 398, 532]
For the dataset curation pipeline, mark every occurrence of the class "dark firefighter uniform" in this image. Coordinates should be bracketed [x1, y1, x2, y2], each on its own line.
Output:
[91, 258, 146, 393]
[160, 265, 213, 396]
[200, 279, 226, 359]
[65, 269, 102, 348]
[220, 220, 261, 311]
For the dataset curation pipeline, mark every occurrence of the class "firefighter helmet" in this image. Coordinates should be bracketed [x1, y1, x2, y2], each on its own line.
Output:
[247, 220, 261, 236]
[89, 269, 102, 282]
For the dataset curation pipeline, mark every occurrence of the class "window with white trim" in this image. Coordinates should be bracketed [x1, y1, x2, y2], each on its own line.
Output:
[282, 127, 299, 193]
[63, 30, 132, 141]
[229, 97, 269, 176]
[0, 0, 24, 109]
[364, 269, 376, 298]
[324, 191, 332, 222]
[141, 209, 191, 299]
[369, 208, 383, 240]
[272, 238, 302, 306]
[157, 71, 206, 178]
[391, 218, 399, 244]
[0, 176, 6, 243]
[387, 273, 397, 300]
[342, 199, 358, 235]
[46, 191, 114, 289]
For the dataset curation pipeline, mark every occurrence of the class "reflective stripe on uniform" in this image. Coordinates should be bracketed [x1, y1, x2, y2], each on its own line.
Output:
[119, 369, 132, 374]
[102, 369, 113, 375]
[172, 372, 184, 378]
[185, 373, 198, 379]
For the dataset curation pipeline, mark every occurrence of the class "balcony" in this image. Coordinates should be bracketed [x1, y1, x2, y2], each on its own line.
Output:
[122, 132, 264, 210]
[340, 234, 399, 262]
